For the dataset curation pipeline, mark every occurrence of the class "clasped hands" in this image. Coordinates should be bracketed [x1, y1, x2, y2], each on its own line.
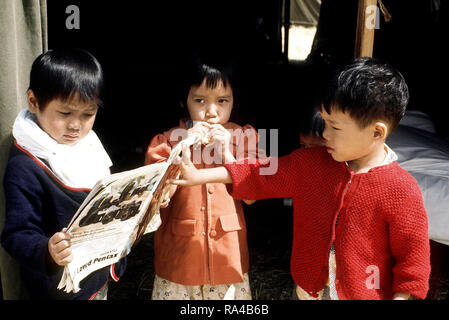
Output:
[160, 122, 233, 207]
[167, 122, 256, 205]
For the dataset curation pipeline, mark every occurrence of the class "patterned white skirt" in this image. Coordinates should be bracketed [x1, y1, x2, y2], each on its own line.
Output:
[152, 273, 252, 300]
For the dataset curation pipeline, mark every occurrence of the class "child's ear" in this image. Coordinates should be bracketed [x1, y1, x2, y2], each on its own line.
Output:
[373, 121, 388, 140]
[27, 90, 39, 114]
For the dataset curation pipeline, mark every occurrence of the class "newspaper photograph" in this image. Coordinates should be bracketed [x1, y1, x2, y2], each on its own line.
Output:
[57, 135, 198, 293]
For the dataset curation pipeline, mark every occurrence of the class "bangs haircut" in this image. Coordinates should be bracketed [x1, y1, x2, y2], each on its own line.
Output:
[179, 52, 236, 106]
[198, 64, 233, 91]
[321, 58, 409, 131]
[28, 48, 104, 109]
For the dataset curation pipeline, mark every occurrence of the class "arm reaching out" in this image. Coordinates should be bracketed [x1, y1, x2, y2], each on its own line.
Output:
[176, 124, 255, 204]
[168, 143, 232, 187]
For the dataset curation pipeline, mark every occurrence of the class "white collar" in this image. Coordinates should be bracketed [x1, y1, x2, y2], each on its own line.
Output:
[379, 144, 398, 166]
[344, 144, 398, 172]
[13, 109, 112, 189]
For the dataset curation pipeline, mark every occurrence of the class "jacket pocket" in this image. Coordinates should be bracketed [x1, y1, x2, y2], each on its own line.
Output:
[171, 219, 197, 236]
[219, 214, 242, 232]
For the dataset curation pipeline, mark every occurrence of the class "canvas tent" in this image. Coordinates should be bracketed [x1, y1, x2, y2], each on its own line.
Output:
[0, 0, 47, 299]
[290, 0, 321, 26]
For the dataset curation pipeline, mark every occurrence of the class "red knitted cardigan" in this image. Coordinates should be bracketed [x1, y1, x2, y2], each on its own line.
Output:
[225, 147, 430, 300]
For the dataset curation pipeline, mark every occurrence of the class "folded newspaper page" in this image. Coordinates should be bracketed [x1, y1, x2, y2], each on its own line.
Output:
[57, 135, 198, 293]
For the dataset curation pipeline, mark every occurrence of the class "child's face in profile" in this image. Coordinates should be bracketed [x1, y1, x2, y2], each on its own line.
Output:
[186, 79, 233, 125]
[320, 108, 379, 163]
[28, 92, 98, 145]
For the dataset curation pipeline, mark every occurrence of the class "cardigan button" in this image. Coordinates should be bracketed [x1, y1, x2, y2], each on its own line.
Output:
[208, 186, 215, 194]
[201, 206, 206, 211]
[210, 230, 217, 237]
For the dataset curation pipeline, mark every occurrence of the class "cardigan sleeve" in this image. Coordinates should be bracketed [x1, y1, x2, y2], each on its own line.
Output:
[145, 133, 172, 165]
[1, 165, 55, 276]
[233, 124, 266, 161]
[387, 179, 431, 299]
[224, 149, 306, 201]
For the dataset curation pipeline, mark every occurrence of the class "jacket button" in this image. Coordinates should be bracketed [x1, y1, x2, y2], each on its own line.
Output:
[210, 230, 217, 237]
[208, 186, 215, 194]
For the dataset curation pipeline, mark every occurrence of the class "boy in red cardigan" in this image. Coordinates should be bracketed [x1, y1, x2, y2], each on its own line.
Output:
[169, 58, 431, 300]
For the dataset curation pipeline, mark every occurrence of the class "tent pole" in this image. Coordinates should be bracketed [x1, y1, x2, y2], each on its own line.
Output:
[354, 0, 377, 58]
[283, 0, 290, 63]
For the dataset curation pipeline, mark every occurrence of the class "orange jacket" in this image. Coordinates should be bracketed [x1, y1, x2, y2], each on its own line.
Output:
[145, 119, 263, 285]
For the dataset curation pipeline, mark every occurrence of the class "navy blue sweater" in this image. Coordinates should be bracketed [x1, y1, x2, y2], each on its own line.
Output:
[1, 142, 126, 299]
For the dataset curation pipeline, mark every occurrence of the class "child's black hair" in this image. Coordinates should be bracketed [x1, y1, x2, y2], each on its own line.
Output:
[321, 57, 409, 131]
[299, 106, 325, 137]
[28, 48, 104, 109]
[178, 50, 237, 108]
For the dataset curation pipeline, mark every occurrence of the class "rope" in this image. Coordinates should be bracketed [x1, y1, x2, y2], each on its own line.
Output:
[378, 0, 392, 22]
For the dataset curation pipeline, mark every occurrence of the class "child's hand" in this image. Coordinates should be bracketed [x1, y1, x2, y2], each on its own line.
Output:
[187, 121, 213, 145]
[209, 124, 235, 163]
[160, 184, 178, 208]
[48, 228, 73, 266]
[169, 143, 204, 187]
[160, 193, 170, 208]
[169, 142, 233, 186]
[299, 133, 326, 148]
[209, 124, 231, 145]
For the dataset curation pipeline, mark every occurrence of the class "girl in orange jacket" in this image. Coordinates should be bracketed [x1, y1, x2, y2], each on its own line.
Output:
[145, 52, 264, 300]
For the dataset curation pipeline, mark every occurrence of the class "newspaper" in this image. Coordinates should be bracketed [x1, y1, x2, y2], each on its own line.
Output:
[57, 135, 198, 293]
